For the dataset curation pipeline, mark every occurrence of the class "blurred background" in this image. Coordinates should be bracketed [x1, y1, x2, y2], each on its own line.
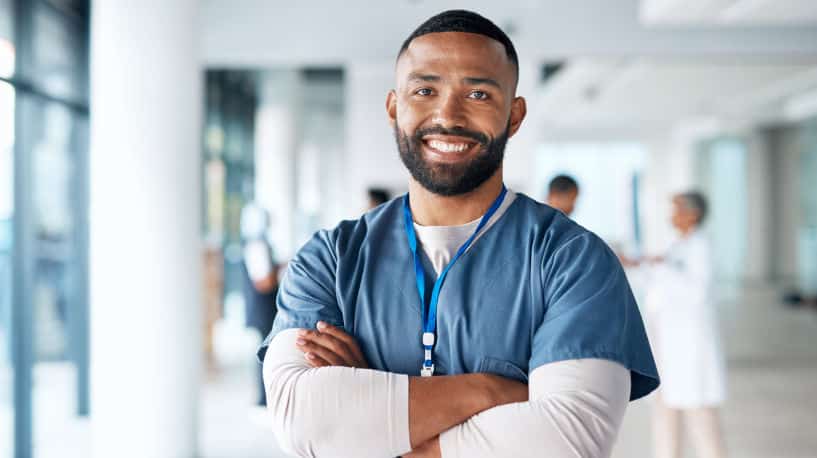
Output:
[1, 1, 816, 457]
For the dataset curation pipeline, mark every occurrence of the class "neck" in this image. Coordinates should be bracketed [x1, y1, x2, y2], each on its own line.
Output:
[408, 171, 504, 226]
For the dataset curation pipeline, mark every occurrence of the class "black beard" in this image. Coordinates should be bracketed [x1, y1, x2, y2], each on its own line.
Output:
[394, 122, 509, 196]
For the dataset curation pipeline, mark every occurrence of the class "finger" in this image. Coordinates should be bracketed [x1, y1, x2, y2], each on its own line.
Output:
[316, 322, 358, 348]
[315, 322, 367, 364]
[303, 352, 332, 368]
[296, 339, 345, 366]
[299, 329, 356, 363]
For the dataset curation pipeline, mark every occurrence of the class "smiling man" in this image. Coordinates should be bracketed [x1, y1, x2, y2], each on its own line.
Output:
[259, 10, 659, 458]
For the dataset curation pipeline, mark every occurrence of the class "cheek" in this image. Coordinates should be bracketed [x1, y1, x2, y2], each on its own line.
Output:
[396, 104, 423, 130]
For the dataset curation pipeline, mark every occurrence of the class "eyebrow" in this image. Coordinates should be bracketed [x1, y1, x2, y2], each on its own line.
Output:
[406, 73, 502, 89]
[407, 72, 441, 83]
[463, 77, 501, 89]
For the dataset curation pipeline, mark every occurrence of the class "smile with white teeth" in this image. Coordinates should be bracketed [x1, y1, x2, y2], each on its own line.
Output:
[426, 140, 472, 153]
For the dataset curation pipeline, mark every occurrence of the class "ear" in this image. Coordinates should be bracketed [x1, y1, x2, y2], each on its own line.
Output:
[507, 96, 527, 138]
[386, 90, 397, 127]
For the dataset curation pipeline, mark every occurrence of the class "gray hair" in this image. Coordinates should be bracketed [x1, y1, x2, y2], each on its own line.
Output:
[677, 191, 708, 224]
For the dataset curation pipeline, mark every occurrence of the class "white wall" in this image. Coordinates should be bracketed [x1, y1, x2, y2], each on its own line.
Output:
[502, 61, 540, 196]
[641, 126, 698, 255]
[343, 62, 408, 217]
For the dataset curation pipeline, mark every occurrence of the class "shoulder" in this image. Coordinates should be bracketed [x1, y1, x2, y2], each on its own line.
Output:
[510, 194, 606, 258]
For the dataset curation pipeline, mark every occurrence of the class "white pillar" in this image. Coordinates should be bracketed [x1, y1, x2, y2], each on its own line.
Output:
[255, 70, 300, 259]
[89, 1, 201, 457]
[744, 132, 772, 282]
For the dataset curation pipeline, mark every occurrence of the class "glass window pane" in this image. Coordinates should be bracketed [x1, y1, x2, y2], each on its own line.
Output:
[14, 93, 86, 454]
[702, 139, 749, 280]
[28, 4, 85, 101]
[0, 79, 14, 458]
[0, 0, 15, 78]
[797, 123, 817, 296]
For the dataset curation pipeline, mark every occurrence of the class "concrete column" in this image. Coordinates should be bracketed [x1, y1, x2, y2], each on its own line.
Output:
[255, 70, 300, 259]
[744, 132, 772, 283]
[89, 1, 202, 457]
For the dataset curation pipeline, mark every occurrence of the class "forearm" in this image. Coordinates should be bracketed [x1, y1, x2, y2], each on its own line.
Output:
[439, 359, 631, 458]
[408, 373, 502, 448]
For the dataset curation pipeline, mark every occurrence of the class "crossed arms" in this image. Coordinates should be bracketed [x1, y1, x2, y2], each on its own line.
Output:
[262, 322, 631, 458]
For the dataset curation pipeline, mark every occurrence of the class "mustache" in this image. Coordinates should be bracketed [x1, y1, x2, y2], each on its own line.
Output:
[412, 125, 489, 146]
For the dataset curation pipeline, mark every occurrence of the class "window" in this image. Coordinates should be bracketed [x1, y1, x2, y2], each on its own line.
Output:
[0, 77, 14, 458]
[2, 1, 89, 456]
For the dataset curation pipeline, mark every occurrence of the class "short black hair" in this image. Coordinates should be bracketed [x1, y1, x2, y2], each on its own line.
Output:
[548, 174, 579, 194]
[397, 10, 519, 83]
[367, 188, 391, 206]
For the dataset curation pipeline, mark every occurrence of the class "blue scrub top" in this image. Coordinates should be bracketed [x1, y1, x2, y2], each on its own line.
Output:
[258, 193, 659, 401]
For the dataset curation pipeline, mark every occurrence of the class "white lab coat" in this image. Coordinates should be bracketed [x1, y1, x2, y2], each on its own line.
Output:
[640, 230, 727, 408]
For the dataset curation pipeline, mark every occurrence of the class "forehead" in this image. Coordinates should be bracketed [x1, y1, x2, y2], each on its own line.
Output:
[396, 32, 513, 84]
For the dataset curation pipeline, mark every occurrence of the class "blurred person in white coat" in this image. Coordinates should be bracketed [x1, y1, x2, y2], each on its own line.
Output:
[622, 191, 727, 458]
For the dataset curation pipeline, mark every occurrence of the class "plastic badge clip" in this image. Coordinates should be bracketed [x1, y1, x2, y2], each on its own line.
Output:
[422, 332, 435, 346]
[421, 364, 435, 377]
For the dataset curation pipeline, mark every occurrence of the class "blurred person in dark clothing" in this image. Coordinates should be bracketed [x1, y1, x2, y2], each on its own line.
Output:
[367, 187, 392, 210]
[545, 174, 579, 217]
[240, 203, 279, 406]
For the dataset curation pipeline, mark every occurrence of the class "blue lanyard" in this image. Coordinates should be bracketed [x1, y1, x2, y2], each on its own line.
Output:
[403, 186, 507, 376]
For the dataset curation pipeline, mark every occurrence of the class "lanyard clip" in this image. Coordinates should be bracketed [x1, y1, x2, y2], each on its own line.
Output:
[421, 363, 435, 377]
[422, 332, 435, 346]
[421, 332, 435, 376]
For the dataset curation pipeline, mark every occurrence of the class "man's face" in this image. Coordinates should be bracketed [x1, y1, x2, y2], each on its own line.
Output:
[387, 32, 526, 196]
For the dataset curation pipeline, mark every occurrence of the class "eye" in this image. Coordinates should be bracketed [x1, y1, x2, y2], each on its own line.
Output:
[468, 90, 489, 100]
[415, 88, 433, 96]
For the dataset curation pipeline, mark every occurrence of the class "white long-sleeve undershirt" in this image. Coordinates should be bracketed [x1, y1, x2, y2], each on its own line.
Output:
[263, 329, 630, 458]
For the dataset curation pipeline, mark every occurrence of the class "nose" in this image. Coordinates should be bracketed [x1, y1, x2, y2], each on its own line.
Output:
[431, 93, 467, 130]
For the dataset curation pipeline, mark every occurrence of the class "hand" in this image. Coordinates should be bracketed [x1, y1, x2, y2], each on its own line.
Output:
[252, 273, 277, 293]
[647, 255, 665, 265]
[295, 321, 369, 369]
[403, 437, 441, 458]
[616, 252, 641, 268]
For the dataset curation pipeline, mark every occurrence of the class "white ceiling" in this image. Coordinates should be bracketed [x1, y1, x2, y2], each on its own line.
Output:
[641, 0, 817, 25]
[202, 0, 817, 66]
[534, 58, 817, 137]
[200, 1, 817, 138]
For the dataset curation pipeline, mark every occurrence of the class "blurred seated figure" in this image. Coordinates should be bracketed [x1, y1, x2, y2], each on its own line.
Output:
[240, 203, 279, 406]
[367, 187, 392, 210]
[545, 174, 579, 217]
[621, 191, 727, 458]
